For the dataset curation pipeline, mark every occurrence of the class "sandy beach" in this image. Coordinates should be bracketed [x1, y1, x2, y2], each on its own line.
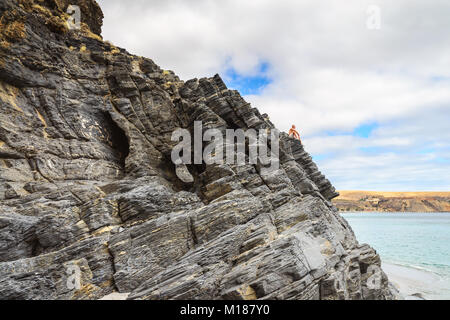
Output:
[383, 263, 450, 300]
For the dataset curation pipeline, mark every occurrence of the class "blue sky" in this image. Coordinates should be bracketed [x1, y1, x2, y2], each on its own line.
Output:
[99, 0, 450, 191]
[224, 63, 272, 95]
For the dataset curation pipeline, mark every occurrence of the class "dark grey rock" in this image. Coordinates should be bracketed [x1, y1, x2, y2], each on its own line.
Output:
[0, 0, 400, 300]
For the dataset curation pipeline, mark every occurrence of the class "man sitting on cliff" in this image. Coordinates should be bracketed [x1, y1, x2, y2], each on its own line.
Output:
[288, 125, 302, 143]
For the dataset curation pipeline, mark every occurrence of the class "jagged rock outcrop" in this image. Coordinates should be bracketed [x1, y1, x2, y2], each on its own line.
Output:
[0, 0, 400, 300]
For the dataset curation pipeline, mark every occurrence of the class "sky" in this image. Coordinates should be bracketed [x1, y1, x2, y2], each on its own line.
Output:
[97, 0, 450, 191]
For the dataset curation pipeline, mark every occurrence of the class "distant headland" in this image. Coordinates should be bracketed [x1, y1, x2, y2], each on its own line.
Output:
[334, 191, 450, 212]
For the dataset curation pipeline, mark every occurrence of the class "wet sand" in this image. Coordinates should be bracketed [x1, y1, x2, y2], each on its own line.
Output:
[383, 262, 450, 300]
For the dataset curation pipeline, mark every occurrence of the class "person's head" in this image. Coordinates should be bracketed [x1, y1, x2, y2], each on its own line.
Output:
[292, 125, 296, 129]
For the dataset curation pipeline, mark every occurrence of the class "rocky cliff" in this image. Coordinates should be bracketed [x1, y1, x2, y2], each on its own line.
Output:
[334, 191, 450, 212]
[0, 0, 399, 300]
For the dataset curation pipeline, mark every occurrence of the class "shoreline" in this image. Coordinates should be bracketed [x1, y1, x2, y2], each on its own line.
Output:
[341, 211, 450, 213]
[382, 262, 450, 300]
[334, 191, 450, 213]
[97, 262, 450, 300]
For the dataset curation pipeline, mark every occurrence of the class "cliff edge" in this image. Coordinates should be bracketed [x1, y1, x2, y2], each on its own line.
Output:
[334, 191, 450, 212]
[0, 0, 399, 300]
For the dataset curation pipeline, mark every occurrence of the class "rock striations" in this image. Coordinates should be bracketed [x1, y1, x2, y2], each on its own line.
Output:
[0, 0, 399, 300]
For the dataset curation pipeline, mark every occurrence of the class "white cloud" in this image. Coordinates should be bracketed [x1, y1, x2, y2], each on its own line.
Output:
[97, 0, 450, 191]
[316, 151, 450, 191]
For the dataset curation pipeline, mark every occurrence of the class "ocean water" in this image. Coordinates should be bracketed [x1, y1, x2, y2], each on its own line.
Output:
[342, 212, 450, 299]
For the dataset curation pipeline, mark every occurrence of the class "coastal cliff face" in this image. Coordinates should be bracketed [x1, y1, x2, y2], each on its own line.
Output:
[334, 191, 450, 212]
[0, 0, 398, 300]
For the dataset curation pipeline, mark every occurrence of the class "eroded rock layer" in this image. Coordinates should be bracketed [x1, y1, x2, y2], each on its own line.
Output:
[0, 0, 399, 300]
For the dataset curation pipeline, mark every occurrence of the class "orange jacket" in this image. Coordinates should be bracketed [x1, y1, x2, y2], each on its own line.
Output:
[289, 128, 301, 141]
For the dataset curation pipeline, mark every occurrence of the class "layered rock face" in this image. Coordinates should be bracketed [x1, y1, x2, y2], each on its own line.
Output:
[0, 0, 399, 300]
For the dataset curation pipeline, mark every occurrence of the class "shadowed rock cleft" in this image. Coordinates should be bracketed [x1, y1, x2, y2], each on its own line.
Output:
[103, 111, 130, 170]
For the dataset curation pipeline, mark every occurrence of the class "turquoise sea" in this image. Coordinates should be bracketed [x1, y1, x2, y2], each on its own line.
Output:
[342, 212, 450, 299]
